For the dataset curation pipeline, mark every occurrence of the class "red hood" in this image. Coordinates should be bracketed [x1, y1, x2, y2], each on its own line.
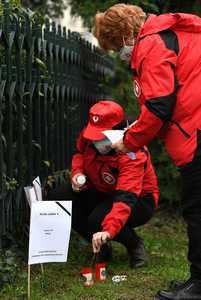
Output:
[140, 13, 201, 38]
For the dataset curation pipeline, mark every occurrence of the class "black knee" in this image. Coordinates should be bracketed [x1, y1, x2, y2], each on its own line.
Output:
[88, 213, 102, 233]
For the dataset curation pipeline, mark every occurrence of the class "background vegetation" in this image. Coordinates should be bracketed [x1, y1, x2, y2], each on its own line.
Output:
[69, 0, 201, 28]
[19, 1, 201, 25]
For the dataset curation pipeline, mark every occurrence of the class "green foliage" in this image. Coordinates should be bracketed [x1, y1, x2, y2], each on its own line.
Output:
[0, 243, 24, 290]
[0, 0, 21, 14]
[11, 0, 21, 7]
[21, 0, 67, 18]
[4, 176, 19, 191]
[0, 0, 67, 18]
[0, 250, 18, 288]
[69, 0, 201, 28]
[192, 1, 201, 16]
[43, 169, 70, 196]
[69, 0, 159, 28]
[69, 0, 200, 28]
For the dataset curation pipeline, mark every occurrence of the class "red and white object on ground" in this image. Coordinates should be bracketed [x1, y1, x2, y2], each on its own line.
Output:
[80, 267, 94, 287]
[95, 263, 107, 282]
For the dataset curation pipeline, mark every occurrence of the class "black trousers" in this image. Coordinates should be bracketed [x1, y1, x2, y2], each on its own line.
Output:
[47, 182, 155, 249]
[180, 151, 201, 279]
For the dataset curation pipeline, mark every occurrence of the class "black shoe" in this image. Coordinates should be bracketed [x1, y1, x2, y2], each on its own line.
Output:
[155, 278, 201, 299]
[96, 242, 112, 263]
[127, 238, 147, 268]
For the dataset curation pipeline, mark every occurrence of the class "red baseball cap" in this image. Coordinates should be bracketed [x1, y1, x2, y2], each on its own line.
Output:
[83, 100, 125, 140]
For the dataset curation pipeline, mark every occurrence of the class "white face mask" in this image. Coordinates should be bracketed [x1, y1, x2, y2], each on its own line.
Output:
[93, 137, 112, 155]
[119, 38, 135, 62]
[119, 45, 134, 62]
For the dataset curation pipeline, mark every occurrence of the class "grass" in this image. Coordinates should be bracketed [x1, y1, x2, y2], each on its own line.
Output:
[0, 210, 189, 300]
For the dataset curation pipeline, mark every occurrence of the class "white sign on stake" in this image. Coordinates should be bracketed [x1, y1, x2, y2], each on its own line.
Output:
[32, 176, 42, 202]
[28, 200, 72, 265]
[24, 186, 38, 207]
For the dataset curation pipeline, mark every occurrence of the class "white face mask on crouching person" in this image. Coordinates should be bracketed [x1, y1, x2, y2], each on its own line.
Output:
[119, 37, 135, 62]
[92, 137, 112, 155]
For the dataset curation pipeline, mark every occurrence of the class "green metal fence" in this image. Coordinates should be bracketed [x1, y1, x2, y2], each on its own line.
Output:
[0, 1, 114, 247]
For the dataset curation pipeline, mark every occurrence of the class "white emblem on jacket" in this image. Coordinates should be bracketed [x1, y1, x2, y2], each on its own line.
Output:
[133, 80, 141, 98]
[92, 115, 99, 123]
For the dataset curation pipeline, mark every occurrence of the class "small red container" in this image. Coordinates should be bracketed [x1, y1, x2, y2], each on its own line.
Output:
[80, 267, 94, 287]
[95, 263, 107, 282]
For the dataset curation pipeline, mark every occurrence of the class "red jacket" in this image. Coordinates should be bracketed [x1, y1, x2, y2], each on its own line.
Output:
[124, 13, 201, 166]
[72, 129, 159, 238]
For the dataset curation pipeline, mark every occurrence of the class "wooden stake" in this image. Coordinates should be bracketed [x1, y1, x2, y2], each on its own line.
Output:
[28, 264, 31, 299]
[40, 264, 44, 275]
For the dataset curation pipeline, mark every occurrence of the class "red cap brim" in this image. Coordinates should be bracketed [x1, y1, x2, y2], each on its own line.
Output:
[83, 122, 108, 140]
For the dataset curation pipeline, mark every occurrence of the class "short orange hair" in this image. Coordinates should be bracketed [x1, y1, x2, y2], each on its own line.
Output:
[94, 3, 146, 51]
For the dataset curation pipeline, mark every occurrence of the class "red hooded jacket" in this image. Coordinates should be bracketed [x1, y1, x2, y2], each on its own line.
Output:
[72, 129, 159, 238]
[124, 13, 201, 166]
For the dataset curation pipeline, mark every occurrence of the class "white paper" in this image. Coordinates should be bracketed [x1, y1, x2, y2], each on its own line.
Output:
[102, 129, 136, 160]
[24, 186, 32, 206]
[28, 201, 72, 265]
[102, 130, 124, 144]
[33, 176, 42, 201]
[24, 186, 37, 207]
[102, 121, 138, 145]
[29, 188, 38, 203]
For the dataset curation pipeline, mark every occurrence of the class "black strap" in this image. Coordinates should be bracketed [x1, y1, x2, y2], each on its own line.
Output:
[56, 201, 71, 216]
[159, 29, 179, 55]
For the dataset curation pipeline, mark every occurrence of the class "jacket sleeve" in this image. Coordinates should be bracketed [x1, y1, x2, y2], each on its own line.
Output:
[101, 151, 147, 238]
[124, 33, 178, 152]
[71, 130, 86, 177]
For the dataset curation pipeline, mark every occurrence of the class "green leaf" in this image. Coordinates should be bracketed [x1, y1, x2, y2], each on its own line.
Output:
[32, 141, 42, 151]
[43, 160, 51, 168]
[39, 91, 44, 97]
[35, 57, 47, 70]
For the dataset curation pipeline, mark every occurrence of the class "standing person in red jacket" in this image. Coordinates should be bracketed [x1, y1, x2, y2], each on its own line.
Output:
[67, 100, 158, 268]
[94, 3, 201, 300]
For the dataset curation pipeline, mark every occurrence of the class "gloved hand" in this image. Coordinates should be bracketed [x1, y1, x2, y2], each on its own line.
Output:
[71, 173, 87, 192]
[92, 231, 111, 253]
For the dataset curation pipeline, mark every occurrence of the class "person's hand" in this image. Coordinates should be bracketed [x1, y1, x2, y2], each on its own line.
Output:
[112, 138, 130, 153]
[71, 173, 86, 192]
[92, 231, 111, 253]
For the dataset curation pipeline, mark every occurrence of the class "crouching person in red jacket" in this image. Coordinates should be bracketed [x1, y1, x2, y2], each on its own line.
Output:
[71, 100, 159, 267]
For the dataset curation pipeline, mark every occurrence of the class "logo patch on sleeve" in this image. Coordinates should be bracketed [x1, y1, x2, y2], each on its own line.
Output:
[92, 115, 99, 123]
[127, 152, 136, 160]
[133, 80, 141, 98]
